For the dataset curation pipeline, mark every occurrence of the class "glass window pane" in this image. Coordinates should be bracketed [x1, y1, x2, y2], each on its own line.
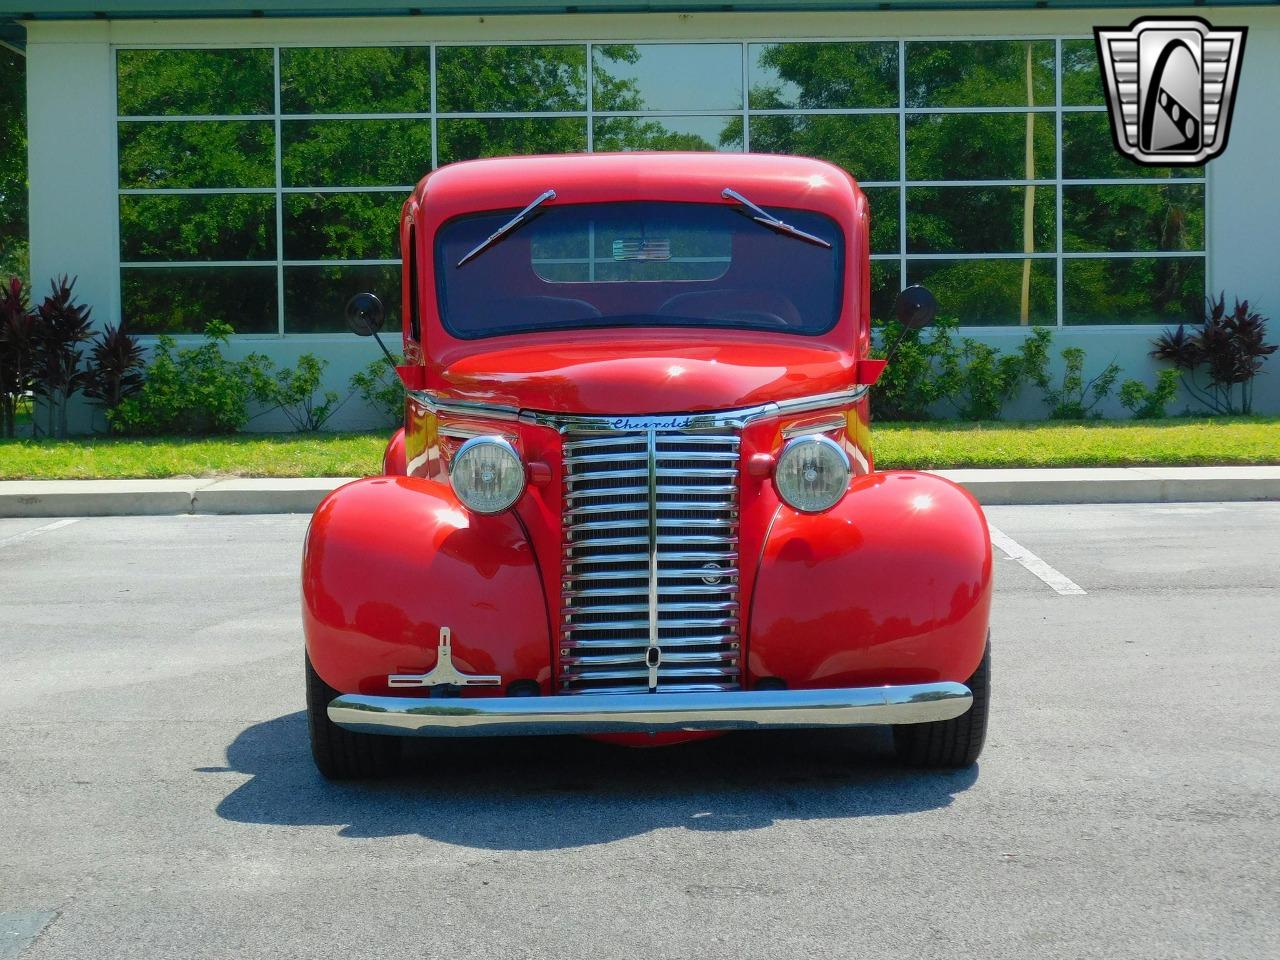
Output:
[436, 201, 842, 339]
[750, 114, 898, 182]
[283, 192, 403, 262]
[121, 266, 278, 335]
[870, 259, 899, 323]
[437, 45, 587, 113]
[593, 116, 742, 153]
[864, 187, 899, 254]
[907, 258, 1055, 326]
[1061, 39, 1105, 106]
[437, 117, 587, 164]
[906, 113, 1054, 181]
[593, 43, 743, 112]
[281, 119, 431, 187]
[906, 40, 1055, 108]
[120, 194, 276, 262]
[1062, 111, 1203, 179]
[525, 225, 588, 284]
[1064, 256, 1204, 325]
[1064, 184, 1204, 253]
[118, 121, 274, 189]
[908, 186, 1055, 255]
[280, 47, 431, 114]
[116, 49, 273, 116]
[531, 214, 733, 284]
[285, 264, 401, 333]
[748, 42, 897, 109]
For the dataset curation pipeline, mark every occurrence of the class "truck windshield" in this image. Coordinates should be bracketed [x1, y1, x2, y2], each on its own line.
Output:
[435, 201, 844, 340]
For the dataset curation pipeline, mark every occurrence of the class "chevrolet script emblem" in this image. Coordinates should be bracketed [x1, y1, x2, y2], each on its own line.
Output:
[1094, 17, 1247, 166]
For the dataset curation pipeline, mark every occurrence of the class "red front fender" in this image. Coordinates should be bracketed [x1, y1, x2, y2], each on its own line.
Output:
[382, 428, 407, 476]
[302, 476, 552, 695]
[747, 471, 992, 689]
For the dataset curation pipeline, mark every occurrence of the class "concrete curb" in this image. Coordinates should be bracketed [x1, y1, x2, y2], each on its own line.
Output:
[934, 466, 1280, 505]
[0, 477, 356, 518]
[191, 477, 355, 515]
[0, 467, 1277, 517]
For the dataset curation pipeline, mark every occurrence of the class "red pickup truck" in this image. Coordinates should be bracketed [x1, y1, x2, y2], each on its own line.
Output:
[301, 152, 992, 779]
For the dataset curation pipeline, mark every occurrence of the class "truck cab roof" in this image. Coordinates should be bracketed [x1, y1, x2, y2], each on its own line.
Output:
[414, 152, 865, 222]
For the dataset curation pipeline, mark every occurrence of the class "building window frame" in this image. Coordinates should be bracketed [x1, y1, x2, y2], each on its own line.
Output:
[112, 34, 1208, 337]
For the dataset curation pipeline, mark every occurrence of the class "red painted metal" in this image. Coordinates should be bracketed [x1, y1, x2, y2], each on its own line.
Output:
[856, 358, 888, 386]
[748, 471, 992, 689]
[303, 476, 552, 696]
[403, 152, 872, 382]
[436, 333, 858, 416]
[382, 428, 406, 476]
[305, 153, 990, 747]
[395, 365, 427, 390]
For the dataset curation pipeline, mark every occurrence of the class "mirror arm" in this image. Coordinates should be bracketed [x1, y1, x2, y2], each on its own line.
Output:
[880, 325, 914, 371]
[370, 329, 398, 370]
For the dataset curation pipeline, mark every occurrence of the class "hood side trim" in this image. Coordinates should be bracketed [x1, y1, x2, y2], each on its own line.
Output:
[408, 386, 871, 433]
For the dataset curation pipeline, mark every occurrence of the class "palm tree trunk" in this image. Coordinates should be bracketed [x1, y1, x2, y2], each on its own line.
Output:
[1020, 42, 1036, 326]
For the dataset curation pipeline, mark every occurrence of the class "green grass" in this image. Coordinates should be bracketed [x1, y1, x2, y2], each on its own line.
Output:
[0, 418, 1277, 480]
[0, 432, 388, 480]
[873, 417, 1280, 470]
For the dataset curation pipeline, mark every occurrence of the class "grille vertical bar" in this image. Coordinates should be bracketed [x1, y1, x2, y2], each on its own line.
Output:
[645, 428, 660, 690]
[560, 427, 742, 695]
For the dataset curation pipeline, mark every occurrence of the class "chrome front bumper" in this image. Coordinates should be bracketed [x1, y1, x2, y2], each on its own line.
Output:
[327, 682, 972, 738]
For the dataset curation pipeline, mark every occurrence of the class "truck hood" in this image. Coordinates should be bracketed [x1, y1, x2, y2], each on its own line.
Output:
[435, 336, 857, 416]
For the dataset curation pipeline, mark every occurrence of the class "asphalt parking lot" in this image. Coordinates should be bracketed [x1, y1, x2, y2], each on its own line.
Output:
[2, 503, 1278, 960]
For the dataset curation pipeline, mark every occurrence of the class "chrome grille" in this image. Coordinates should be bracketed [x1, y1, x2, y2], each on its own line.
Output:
[560, 428, 742, 694]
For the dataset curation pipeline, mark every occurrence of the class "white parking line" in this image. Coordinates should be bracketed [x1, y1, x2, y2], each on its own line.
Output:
[0, 518, 81, 550]
[988, 523, 1086, 596]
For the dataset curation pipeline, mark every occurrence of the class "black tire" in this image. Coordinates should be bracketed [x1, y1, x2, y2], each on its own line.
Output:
[893, 642, 990, 769]
[306, 654, 401, 780]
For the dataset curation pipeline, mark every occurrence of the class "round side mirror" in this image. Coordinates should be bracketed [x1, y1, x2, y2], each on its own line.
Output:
[894, 285, 938, 331]
[345, 292, 385, 337]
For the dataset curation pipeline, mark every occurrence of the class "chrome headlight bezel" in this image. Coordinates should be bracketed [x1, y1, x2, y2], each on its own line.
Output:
[773, 434, 852, 514]
[449, 435, 526, 514]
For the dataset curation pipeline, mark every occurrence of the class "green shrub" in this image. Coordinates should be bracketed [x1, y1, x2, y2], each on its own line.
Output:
[950, 339, 1023, 420]
[109, 320, 270, 435]
[870, 317, 960, 421]
[0, 276, 37, 438]
[349, 355, 404, 427]
[254, 353, 345, 432]
[1032, 344, 1121, 420]
[31, 276, 94, 439]
[83, 324, 146, 423]
[1151, 293, 1277, 414]
[874, 320, 1052, 422]
[1120, 369, 1180, 419]
[1017, 326, 1053, 389]
[946, 329, 1051, 421]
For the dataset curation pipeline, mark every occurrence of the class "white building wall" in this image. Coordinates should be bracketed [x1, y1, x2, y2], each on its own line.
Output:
[25, 24, 118, 346]
[24, 6, 1280, 429]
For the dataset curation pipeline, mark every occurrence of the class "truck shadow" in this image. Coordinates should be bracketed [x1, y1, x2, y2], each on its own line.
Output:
[213, 711, 979, 850]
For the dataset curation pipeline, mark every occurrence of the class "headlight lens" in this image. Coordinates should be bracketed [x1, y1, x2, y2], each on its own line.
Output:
[774, 435, 852, 513]
[449, 436, 526, 514]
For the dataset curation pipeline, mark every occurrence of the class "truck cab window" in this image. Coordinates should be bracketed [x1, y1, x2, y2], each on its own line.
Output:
[408, 224, 421, 342]
[436, 201, 843, 340]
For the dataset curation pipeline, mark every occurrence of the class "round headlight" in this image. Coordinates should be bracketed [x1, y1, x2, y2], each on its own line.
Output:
[449, 436, 526, 514]
[774, 435, 852, 513]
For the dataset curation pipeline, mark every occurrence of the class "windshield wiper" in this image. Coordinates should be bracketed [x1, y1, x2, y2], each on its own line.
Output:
[456, 188, 557, 267]
[721, 187, 832, 249]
